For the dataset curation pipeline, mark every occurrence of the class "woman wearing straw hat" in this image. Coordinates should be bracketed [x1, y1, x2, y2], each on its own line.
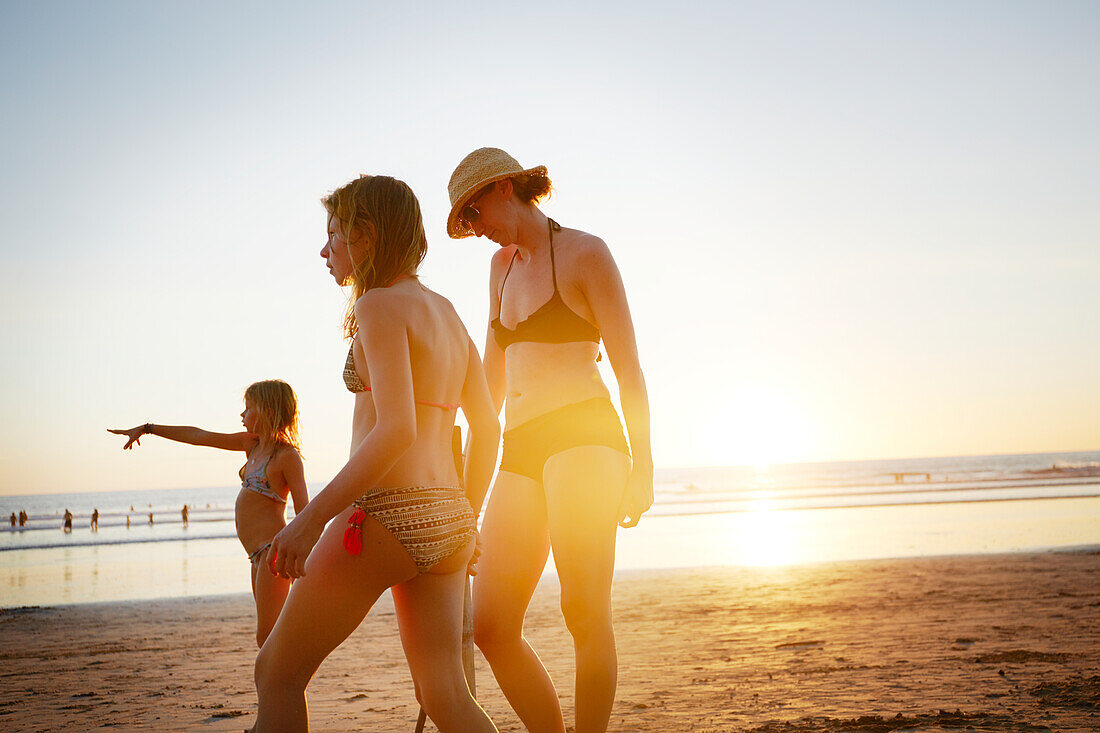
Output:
[447, 148, 653, 733]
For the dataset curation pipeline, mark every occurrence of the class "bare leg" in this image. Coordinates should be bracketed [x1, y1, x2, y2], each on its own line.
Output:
[543, 447, 630, 733]
[473, 471, 564, 733]
[252, 506, 417, 732]
[393, 566, 497, 732]
[251, 548, 291, 648]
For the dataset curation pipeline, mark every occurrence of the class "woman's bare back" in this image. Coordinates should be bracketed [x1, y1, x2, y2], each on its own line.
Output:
[347, 280, 474, 486]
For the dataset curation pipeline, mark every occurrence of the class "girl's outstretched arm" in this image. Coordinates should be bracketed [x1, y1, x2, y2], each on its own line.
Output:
[108, 424, 257, 452]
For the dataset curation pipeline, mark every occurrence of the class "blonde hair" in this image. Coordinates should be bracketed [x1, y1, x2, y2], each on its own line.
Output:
[322, 175, 428, 338]
[243, 380, 300, 449]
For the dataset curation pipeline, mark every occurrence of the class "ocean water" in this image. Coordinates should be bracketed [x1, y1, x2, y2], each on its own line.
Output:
[2, 451, 1098, 608]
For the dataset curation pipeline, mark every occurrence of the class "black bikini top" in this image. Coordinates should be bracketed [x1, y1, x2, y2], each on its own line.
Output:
[491, 219, 601, 350]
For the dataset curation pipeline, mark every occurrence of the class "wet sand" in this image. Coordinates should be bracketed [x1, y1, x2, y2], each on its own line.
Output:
[1, 550, 1098, 731]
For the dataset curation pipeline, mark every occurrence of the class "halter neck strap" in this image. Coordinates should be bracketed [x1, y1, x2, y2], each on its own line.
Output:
[547, 218, 560, 290]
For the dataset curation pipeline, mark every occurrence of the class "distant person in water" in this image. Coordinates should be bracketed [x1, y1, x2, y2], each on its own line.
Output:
[110, 379, 309, 647]
[63, 509, 73, 533]
[181, 504, 189, 527]
[126, 514, 130, 529]
[19, 510, 27, 527]
[90, 509, 99, 532]
[8, 513, 14, 527]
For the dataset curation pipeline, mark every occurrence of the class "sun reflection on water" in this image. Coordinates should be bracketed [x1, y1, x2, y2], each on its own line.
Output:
[733, 499, 803, 566]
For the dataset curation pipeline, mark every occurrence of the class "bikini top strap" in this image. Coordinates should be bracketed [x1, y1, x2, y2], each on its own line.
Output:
[498, 250, 519, 304]
[548, 218, 560, 291]
[257, 446, 276, 474]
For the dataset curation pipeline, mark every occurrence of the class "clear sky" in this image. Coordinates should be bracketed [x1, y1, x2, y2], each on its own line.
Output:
[1, 1, 1097, 495]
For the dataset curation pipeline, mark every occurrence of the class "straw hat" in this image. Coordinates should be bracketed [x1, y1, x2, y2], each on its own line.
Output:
[446, 147, 548, 239]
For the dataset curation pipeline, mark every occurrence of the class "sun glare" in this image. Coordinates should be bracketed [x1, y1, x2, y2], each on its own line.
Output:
[731, 500, 802, 567]
[707, 387, 813, 467]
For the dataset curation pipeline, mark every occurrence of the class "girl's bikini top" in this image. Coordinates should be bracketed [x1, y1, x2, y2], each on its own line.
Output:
[239, 451, 286, 504]
[491, 219, 601, 350]
[343, 344, 460, 411]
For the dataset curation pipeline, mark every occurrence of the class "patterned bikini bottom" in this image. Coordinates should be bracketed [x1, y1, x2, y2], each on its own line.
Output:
[343, 486, 476, 572]
[247, 542, 272, 564]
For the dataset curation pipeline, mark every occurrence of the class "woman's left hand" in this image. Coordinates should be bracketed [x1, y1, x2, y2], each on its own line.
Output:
[466, 529, 483, 577]
[618, 464, 654, 528]
[268, 511, 324, 579]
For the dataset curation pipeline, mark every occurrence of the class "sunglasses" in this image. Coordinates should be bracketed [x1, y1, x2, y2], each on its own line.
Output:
[459, 203, 481, 228]
[459, 185, 493, 228]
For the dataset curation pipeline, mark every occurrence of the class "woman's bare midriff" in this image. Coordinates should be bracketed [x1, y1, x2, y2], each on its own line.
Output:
[234, 490, 289, 554]
[503, 340, 611, 429]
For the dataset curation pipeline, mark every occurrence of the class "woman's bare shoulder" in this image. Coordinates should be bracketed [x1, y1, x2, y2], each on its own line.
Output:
[421, 286, 464, 326]
[353, 287, 409, 330]
[429, 290, 478, 353]
[562, 227, 613, 266]
[489, 245, 518, 276]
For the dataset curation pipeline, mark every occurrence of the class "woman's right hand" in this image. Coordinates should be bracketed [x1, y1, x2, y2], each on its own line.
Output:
[618, 462, 654, 528]
[107, 425, 147, 450]
[268, 511, 325, 580]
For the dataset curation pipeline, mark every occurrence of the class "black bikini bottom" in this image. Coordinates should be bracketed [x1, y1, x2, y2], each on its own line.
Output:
[499, 398, 630, 483]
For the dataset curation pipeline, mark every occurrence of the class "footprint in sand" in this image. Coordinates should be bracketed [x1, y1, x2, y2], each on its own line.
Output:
[973, 650, 1075, 664]
[775, 639, 824, 650]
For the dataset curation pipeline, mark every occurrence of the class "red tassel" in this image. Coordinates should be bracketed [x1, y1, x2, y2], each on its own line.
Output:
[344, 527, 362, 555]
[343, 509, 366, 555]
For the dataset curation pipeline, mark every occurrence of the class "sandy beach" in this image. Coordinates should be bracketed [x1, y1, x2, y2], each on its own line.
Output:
[1, 549, 1097, 732]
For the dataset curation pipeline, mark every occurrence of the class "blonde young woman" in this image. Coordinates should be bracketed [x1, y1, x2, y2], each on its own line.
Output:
[109, 379, 308, 647]
[447, 148, 654, 733]
[251, 175, 499, 733]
